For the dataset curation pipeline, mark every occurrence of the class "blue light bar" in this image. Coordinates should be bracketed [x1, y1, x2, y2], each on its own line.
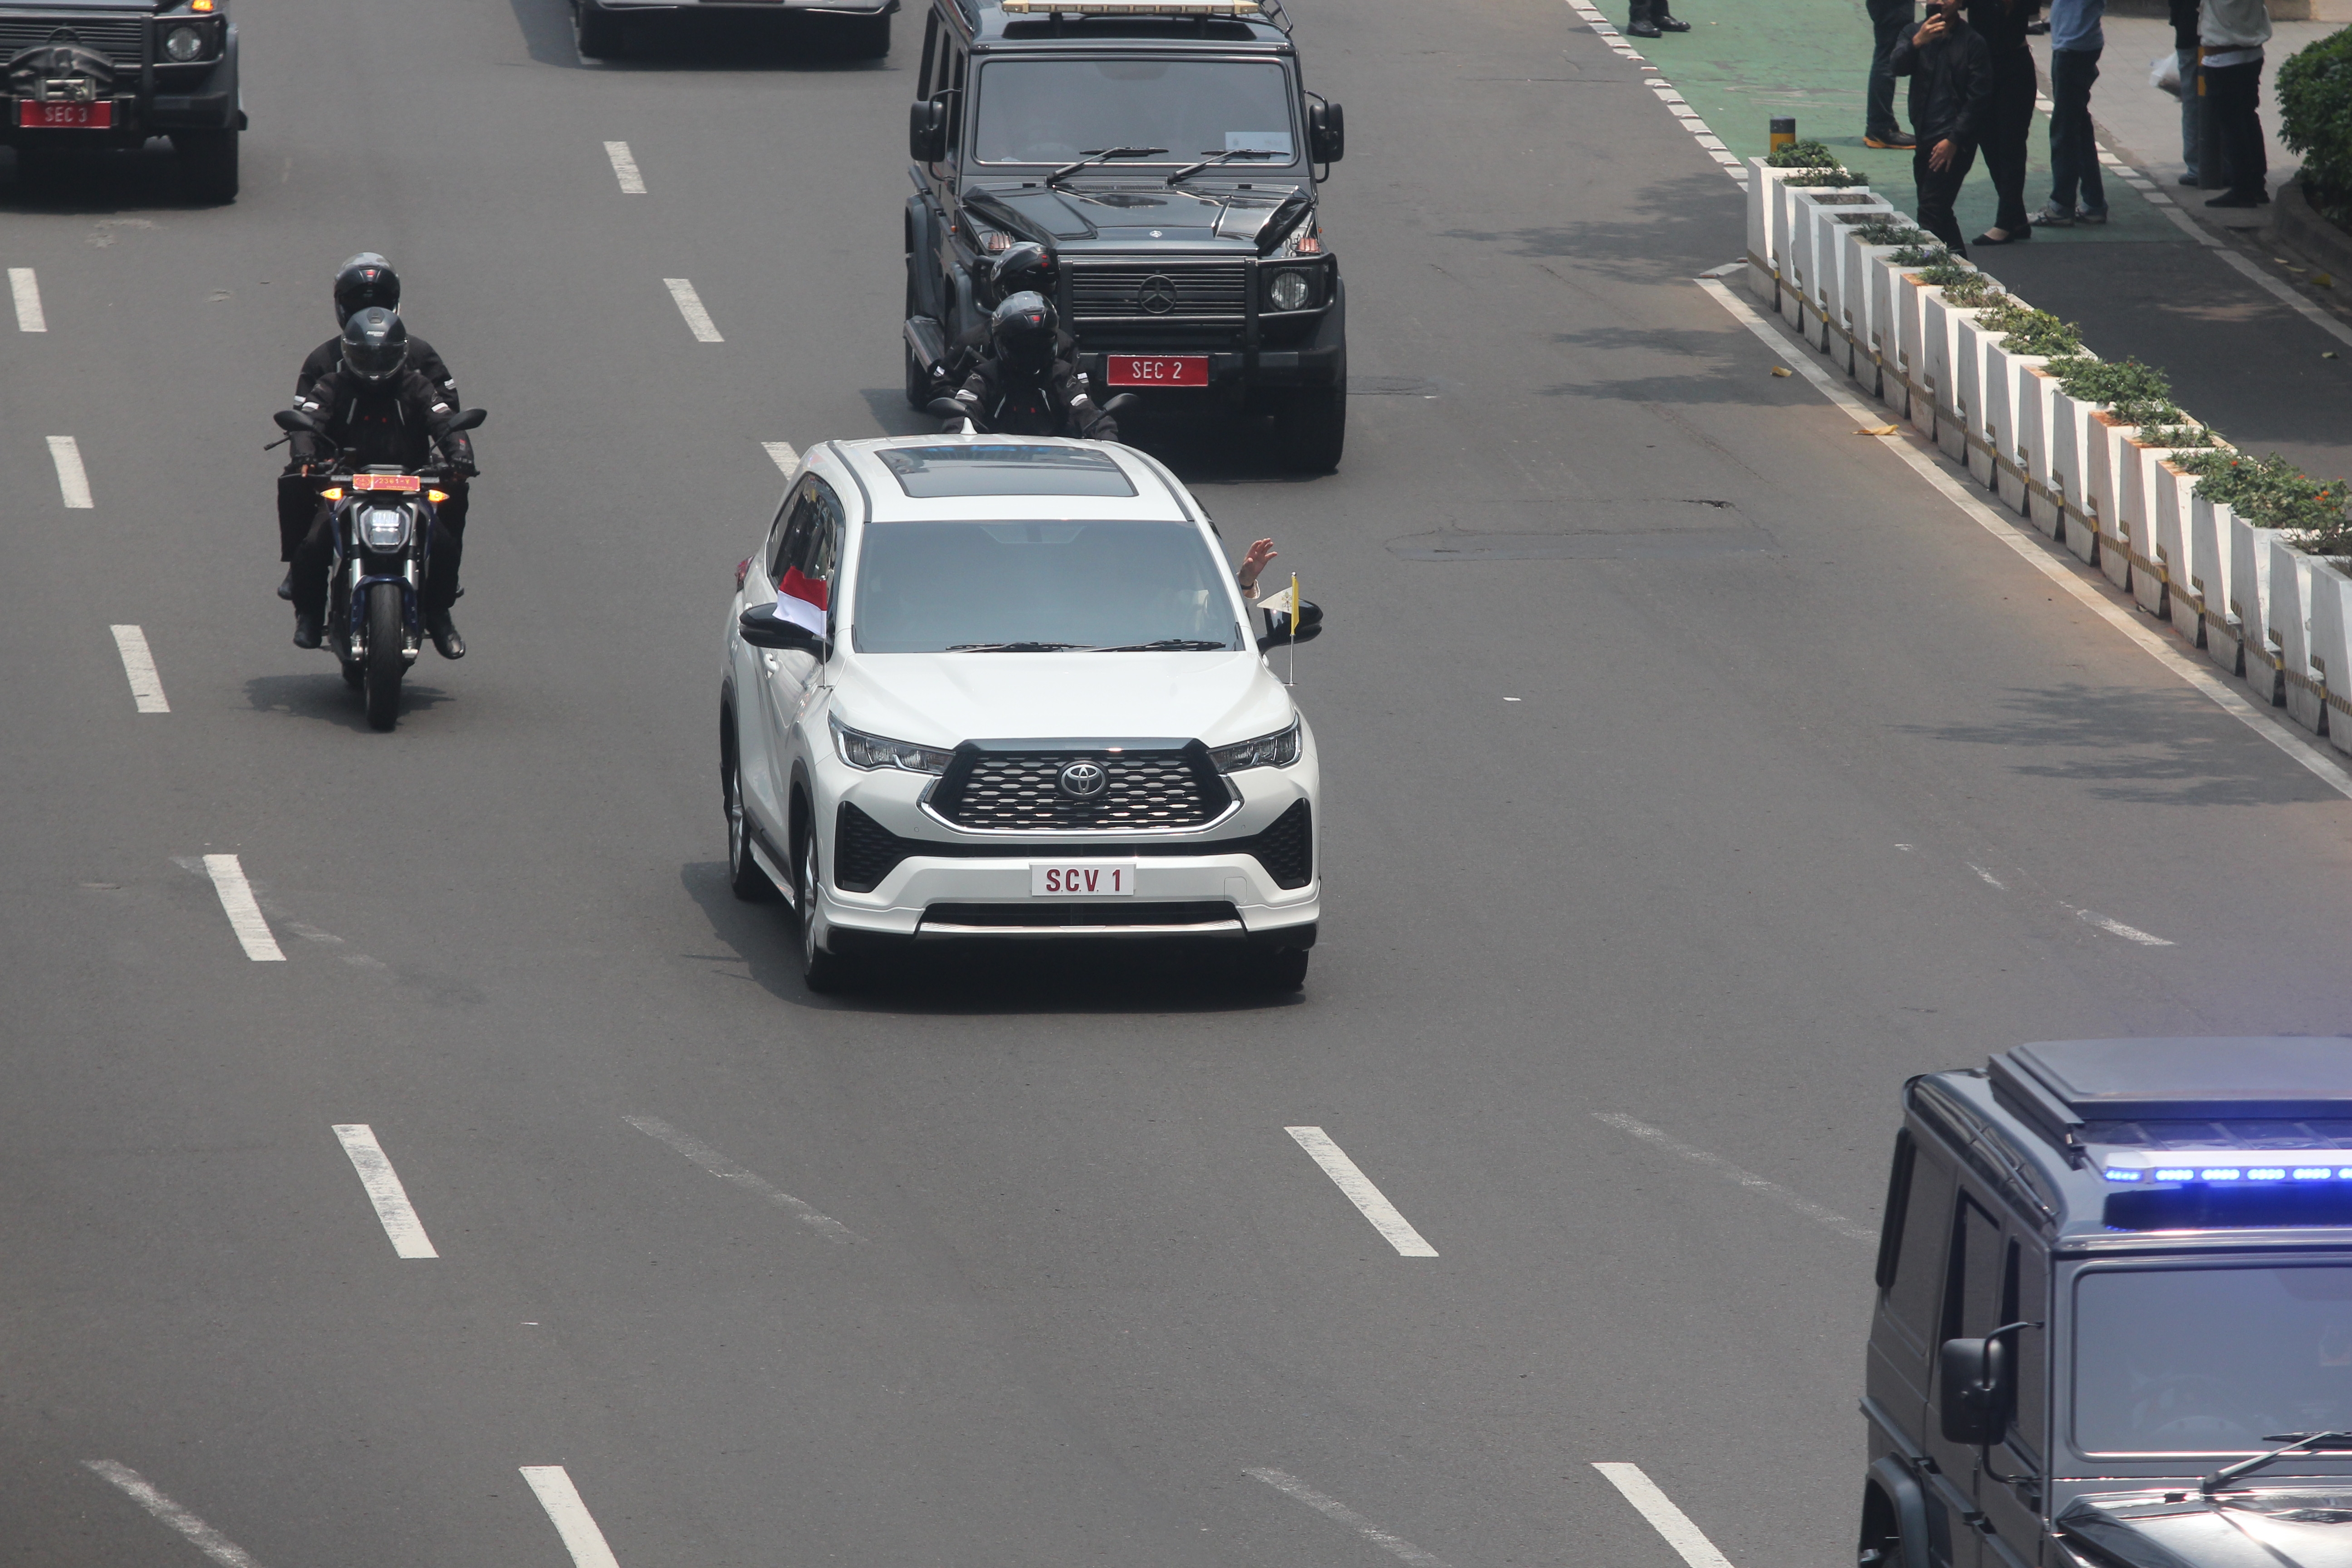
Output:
[2200, 1168, 2244, 1182]
[2154, 1168, 2196, 1182]
[2249, 1167, 2289, 1181]
[2295, 1167, 2334, 1181]
[2104, 1167, 2145, 1182]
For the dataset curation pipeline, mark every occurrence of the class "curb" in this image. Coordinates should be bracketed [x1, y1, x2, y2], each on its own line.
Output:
[2271, 177, 2352, 286]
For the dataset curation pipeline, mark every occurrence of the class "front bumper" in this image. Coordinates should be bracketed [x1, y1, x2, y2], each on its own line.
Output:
[1072, 278, 1347, 397]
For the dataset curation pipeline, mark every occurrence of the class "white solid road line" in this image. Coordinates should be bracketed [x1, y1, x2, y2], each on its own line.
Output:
[108, 624, 170, 713]
[663, 278, 723, 343]
[624, 1115, 858, 1242]
[332, 1124, 440, 1258]
[2075, 908, 2176, 947]
[1595, 1112, 1875, 1243]
[522, 1465, 625, 1568]
[48, 435, 92, 508]
[200, 854, 286, 961]
[1697, 276, 2352, 804]
[603, 139, 646, 193]
[10, 266, 45, 331]
[1593, 1464, 1737, 1568]
[83, 1460, 265, 1568]
[1284, 1126, 1439, 1257]
[762, 441, 800, 474]
[1245, 1469, 1450, 1568]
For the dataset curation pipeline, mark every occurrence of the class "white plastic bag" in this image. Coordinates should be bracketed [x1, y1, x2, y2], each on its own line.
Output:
[2152, 50, 2182, 97]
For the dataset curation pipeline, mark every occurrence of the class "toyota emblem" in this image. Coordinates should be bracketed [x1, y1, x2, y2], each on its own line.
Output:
[1057, 760, 1109, 799]
[1136, 275, 1179, 315]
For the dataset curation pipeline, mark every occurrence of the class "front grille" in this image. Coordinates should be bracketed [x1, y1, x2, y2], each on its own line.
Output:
[1250, 801, 1312, 889]
[931, 745, 1228, 832]
[1068, 263, 1248, 324]
[921, 901, 1239, 930]
[0, 15, 146, 69]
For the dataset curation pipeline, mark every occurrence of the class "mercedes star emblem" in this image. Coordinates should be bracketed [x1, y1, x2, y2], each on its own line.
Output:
[1136, 275, 1179, 315]
[1057, 760, 1109, 799]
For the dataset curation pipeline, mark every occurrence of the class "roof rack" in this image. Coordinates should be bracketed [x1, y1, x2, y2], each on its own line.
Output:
[997, 0, 1291, 30]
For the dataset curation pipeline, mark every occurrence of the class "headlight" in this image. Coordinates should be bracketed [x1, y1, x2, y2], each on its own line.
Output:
[1207, 721, 1300, 773]
[163, 23, 206, 59]
[832, 716, 952, 774]
[361, 505, 410, 550]
[1266, 269, 1313, 312]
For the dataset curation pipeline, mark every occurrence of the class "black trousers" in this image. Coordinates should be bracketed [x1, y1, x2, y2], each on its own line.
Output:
[1865, 0, 1917, 137]
[2047, 46, 2105, 212]
[1914, 138, 1979, 255]
[2205, 59, 2266, 198]
[1981, 47, 2037, 234]
[1630, 0, 1675, 24]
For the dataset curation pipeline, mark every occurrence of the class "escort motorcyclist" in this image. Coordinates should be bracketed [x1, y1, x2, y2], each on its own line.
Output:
[923, 242, 1063, 398]
[279, 254, 471, 603]
[284, 308, 475, 658]
[946, 292, 1119, 440]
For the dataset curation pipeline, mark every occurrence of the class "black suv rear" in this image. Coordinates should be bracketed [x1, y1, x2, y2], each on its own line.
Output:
[3, 0, 242, 199]
[903, 0, 1347, 471]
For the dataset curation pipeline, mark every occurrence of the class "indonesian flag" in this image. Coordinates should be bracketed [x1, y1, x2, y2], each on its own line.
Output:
[774, 565, 828, 637]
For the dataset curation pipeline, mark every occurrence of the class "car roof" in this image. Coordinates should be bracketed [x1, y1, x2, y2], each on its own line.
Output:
[824, 435, 1201, 525]
[942, 0, 1295, 48]
[1996, 1038, 2352, 1122]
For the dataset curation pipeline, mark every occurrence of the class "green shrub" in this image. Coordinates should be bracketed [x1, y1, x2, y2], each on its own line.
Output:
[2179, 450, 2352, 551]
[2047, 358, 2182, 426]
[2278, 27, 2352, 228]
[1916, 260, 1974, 285]
[1974, 304, 2083, 357]
[1940, 273, 2008, 308]
[1890, 241, 1951, 265]
[1853, 219, 1922, 245]
[1785, 168, 1867, 187]
[2141, 424, 2220, 449]
[1768, 138, 1842, 168]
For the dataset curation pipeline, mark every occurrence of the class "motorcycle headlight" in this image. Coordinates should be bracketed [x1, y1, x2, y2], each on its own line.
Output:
[163, 22, 206, 59]
[832, 716, 953, 774]
[1206, 720, 1301, 773]
[1266, 269, 1313, 312]
[361, 505, 411, 550]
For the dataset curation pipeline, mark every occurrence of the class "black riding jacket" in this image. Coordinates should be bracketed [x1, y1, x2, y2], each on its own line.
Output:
[952, 356, 1118, 441]
[1891, 15, 1995, 145]
[292, 365, 461, 472]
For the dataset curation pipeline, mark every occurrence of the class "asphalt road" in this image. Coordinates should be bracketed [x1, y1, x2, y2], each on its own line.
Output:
[5, 0, 2351, 1565]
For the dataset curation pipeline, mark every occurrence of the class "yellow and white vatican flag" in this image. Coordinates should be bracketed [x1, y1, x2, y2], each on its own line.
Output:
[1257, 573, 1299, 635]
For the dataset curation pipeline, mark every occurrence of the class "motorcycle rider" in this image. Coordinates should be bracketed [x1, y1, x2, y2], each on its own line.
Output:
[946, 292, 1119, 440]
[284, 308, 475, 658]
[279, 254, 470, 601]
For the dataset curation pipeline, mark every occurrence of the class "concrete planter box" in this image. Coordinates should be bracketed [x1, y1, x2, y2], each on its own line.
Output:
[2231, 511, 2284, 706]
[2088, 416, 2150, 594]
[1782, 190, 1877, 329]
[2273, 540, 2323, 733]
[1868, 255, 1910, 411]
[2125, 437, 2194, 620]
[2203, 498, 2249, 675]
[2168, 464, 2219, 646]
[2040, 385, 2099, 562]
[1938, 305, 1998, 463]
[2304, 556, 2352, 755]
[1745, 160, 1801, 306]
[1809, 203, 1892, 355]
[1962, 325, 2012, 487]
[1840, 234, 1910, 392]
[1894, 269, 1936, 427]
[2008, 363, 2061, 529]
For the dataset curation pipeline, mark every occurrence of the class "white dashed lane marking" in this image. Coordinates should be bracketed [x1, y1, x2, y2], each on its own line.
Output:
[2073, 907, 2176, 947]
[200, 854, 286, 961]
[48, 435, 92, 508]
[83, 1461, 265, 1568]
[1595, 1112, 1874, 1242]
[522, 1466, 625, 1568]
[603, 139, 645, 193]
[625, 1115, 858, 1242]
[10, 266, 45, 331]
[332, 1124, 440, 1258]
[108, 625, 169, 712]
[762, 441, 800, 474]
[1284, 1126, 1438, 1256]
[1593, 1464, 1738, 1568]
[1245, 1469, 1450, 1568]
[663, 278, 723, 342]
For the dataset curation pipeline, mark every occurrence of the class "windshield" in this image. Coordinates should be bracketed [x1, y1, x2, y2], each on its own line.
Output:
[2076, 1265, 2352, 1455]
[973, 59, 1297, 169]
[852, 520, 1243, 653]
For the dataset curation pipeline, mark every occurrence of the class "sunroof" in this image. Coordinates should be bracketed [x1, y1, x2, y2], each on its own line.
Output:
[877, 445, 1138, 500]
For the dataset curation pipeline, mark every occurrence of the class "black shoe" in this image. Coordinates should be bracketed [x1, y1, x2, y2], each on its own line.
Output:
[1654, 13, 1690, 28]
[2206, 190, 2262, 208]
[1862, 131, 1917, 149]
[1627, 18, 1661, 35]
[292, 610, 323, 649]
[426, 611, 466, 660]
[1974, 225, 2030, 245]
[2179, 173, 2202, 186]
[277, 569, 294, 602]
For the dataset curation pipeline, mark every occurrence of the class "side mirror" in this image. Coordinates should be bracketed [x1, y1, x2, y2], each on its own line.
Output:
[441, 407, 488, 434]
[1100, 392, 1139, 417]
[1308, 101, 1345, 164]
[1258, 599, 1324, 650]
[909, 96, 949, 163]
[1937, 1335, 2014, 1446]
[274, 407, 324, 435]
[739, 602, 828, 656]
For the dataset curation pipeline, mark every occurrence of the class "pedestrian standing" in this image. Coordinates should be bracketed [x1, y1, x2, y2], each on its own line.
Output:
[2200, 0, 2271, 207]
[1627, 0, 1688, 40]
[2038, 0, 2107, 225]
[1865, 0, 1921, 148]
[1965, 0, 2041, 245]
[2171, 0, 2204, 184]
[1891, 0, 1994, 255]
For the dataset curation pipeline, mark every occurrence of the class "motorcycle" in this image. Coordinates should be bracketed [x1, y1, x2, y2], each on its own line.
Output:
[927, 391, 1135, 437]
[271, 406, 485, 731]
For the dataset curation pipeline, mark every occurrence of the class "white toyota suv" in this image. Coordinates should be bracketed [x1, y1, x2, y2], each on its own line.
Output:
[718, 436, 1323, 992]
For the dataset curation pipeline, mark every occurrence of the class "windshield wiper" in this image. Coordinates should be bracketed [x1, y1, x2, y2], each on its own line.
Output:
[2202, 1431, 2352, 1497]
[1094, 638, 1234, 652]
[1164, 147, 1282, 186]
[944, 641, 1092, 652]
[1046, 147, 1167, 188]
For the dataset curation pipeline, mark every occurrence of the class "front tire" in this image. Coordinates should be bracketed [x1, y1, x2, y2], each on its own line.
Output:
[1274, 382, 1346, 474]
[799, 833, 855, 993]
[1245, 945, 1309, 991]
[573, 0, 627, 59]
[722, 724, 779, 901]
[363, 583, 404, 731]
[175, 129, 239, 202]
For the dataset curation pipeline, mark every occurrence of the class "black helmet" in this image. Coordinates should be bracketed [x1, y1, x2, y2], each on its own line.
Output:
[990, 242, 1056, 301]
[333, 252, 400, 326]
[340, 307, 410, 383]
[990, 290, 1058, 378]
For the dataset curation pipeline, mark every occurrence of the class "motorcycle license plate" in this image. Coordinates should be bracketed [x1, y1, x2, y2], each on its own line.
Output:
[18, 99, 112, 128]
[1031, 863, 1137, 897]
[352, 473, 421, 493]
[1104, 355, 1208, 388]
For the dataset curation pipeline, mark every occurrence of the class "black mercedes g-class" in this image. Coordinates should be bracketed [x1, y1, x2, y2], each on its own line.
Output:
[902, 0, 1347, 471]
[2, 0, 241, 199]
[1864, 1037, 2352, 1568]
